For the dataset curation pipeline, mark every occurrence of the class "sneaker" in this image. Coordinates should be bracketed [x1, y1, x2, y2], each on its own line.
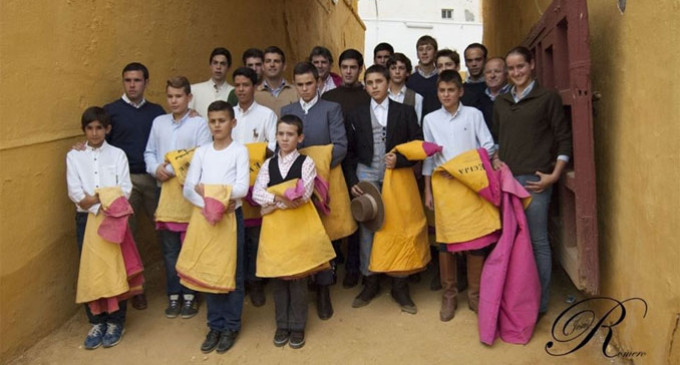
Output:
[200, 329, 221, 353]
[273, 328, 290, 347]
[216, 330, 238, 354]
[102, 323, 125, 348]
[181, 297, 199, 319]
[289, 331, 305, 349]
[165, 297, 181, 318]
[83, 323, 106, 350]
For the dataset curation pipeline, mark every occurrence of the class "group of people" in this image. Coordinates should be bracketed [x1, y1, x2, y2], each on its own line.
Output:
[66, 35, 572, 354]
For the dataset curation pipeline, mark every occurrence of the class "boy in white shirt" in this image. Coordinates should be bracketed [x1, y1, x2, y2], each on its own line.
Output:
[66, 107, 132, 349]
[182, 101, 249, 354]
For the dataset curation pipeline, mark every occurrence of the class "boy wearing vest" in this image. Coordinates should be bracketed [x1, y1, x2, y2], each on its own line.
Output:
[181, 101, 249, 354]
[253, 115, 330, 349]
[144, 76, 212, 319]
[66, 107, 133, 349]
[422, 70, 495, 321]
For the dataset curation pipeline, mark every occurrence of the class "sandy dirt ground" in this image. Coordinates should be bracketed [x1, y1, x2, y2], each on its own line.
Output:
[8, 263, 626, 365]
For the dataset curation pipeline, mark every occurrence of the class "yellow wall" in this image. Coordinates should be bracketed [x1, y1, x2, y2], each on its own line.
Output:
[483, 1, 680, 364]
[0, 0, 364, 361]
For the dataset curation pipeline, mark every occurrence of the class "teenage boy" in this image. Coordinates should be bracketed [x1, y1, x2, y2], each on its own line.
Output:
[386, 53, 424, 124]
[461, 43, 488, 107]
[104, 62, 165, 310]
[182, 101, 249, 354]
[373, 42, 394, 67]
[477, 57, 510, 130]
[436, 49, 461, 73]
[144, 76, 212, 318]
[231, 66, 277, 306]
[422, 70, 495, 321]
[255, 46, 298, 117]
[309, 46, 342, 95]
[281, 62, 347, 320]
[406, 35, 440, 118]
[67, 107, 132, 349]
[346, 65, 423, 313]
[190, 47, 235, 118]
[242, 48, 264, 85]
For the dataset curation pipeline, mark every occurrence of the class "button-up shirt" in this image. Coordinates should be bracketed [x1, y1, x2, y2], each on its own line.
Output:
[252, 150, 316, 209]
[233, 101, 278, 151]
[388, 85, 424, 123]
[371, 97, 389, 127]
[263, 79, 288, 98]
[189, 79, 235, 118]
[66, 141, 132, 214]
[485, 84, 511, 101]
[122, 94, 146, 109]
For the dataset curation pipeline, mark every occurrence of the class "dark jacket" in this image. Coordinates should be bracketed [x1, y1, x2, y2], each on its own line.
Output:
[345, 99, 423, 187]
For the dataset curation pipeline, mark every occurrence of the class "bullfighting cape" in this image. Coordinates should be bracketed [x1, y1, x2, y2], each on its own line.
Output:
[432, 148, 501, 244]
[243, 142, 268, 227]
[369, 141, 440, 274]
[76, 187, 144, 313]
[257, 178, 335, 279]
[299, 145, 357, 240]
[155, 148, 196, 224]
[176, 185, 238, 293]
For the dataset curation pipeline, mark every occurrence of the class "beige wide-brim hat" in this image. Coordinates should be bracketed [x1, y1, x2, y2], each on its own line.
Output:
[350, 181, 385, 232]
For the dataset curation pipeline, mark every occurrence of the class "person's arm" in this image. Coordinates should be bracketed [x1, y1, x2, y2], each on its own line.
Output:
[549, 92, 573, 164]
[252, 159, 276, 206]
[183, 149, 205, 208]
[66, 153, 100, 214]
[415, 92, 424, 126]
[300, 157, 317, 201]
[117, 152, 133, 199]
[344, 111, 360, 188]
[328, 103, 348, 167]
[265, 109, 278, 153]
[424, 175, 434, 211]
[474, 110, 496, 157]
[231, 146, 250, 200]
[421, 116, 435, 177]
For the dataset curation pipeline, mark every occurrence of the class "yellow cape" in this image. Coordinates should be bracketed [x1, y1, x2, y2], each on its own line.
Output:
[155, 148, 196, 223]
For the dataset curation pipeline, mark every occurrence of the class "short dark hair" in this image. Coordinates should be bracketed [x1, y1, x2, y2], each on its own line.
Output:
[209, 47, 232, 67]
[436, 49, 461, 66]
[373, 42, 394, 58]
[263, 46, 286, 63]
[364, 64, 390, 82]
[416, 35, 438, 51]
[436, 70, 463, 88]
[232, 67, 258, 85]
[293, 61, 319, 79]
[464, 43, 488, 60]
[386, 53, 413, 73]
[309, 46, 333, 64]
[506, 46, 533, 63]
[278, 114, 304, 135]
[122, 62, 149, 80]
[81, 106, 111, 130]
[242, 48, 264, 64]
[207, 100, 234, 119]
[166, 76, 191, 95]
[338, 49, 364, 68]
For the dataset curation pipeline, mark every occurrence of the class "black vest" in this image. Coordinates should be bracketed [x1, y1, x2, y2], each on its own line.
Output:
[268, 154, 307, 187]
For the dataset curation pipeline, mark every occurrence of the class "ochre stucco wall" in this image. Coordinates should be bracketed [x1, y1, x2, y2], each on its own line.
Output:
[0, 0, 364, 361]
[483, 1, 680, 364]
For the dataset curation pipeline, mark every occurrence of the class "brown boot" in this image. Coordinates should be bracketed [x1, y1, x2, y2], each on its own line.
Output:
[439, 252, 458, 322]
[466, 254, 484, 313]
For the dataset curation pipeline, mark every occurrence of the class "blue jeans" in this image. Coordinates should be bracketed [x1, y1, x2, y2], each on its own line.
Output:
[159, 230, 196, 297]
[515, 174, 553, 313]
[75, 213, 127, 325]
[206, 208, 245, 332]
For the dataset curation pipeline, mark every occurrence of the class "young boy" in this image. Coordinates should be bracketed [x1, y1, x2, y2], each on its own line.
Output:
[181, 101, 249, 354]
[422, 70, 495, 322]
[386, 53, 424, 124]
[405, 35, 440, 117]
[435, 49, 461, 73]
[252, 115, 329, 349]
[66, 106, 133, 349]
[144, 76, 212, 319]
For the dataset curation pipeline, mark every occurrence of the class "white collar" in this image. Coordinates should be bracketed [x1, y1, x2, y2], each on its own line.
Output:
[122, 94, 146, 108]
[300, 95, 319, 114]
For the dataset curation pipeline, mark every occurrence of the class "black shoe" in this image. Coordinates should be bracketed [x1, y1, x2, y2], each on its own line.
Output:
[352, 275, 380, 308]
[342, 271, 360, 288]
[181, 296, 199, 319]
[165, 297, 181, 318]
[273, 328, 290, 347]
[200, 329, 221, 353]
[249, 281, 266, 307]
[316, 285, 334, 320]
[216, 330, 238, 354]
[391, 278, 417, 314]
[289, 331, 305, 349]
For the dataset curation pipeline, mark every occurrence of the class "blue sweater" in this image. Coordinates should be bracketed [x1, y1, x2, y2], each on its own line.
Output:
[406, 72, 440, 118]
[104, 99, 165, 174]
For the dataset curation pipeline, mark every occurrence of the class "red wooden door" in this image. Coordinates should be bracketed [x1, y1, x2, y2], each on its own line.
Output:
[522, 0, 599, 294]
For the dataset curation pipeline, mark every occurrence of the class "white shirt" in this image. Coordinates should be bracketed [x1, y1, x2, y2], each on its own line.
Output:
[319, 76, 337, 95]
[189, 79, 235, 119]
[144, 112, 212, 177]
[66, 141, 132, 214]
[371, 98, 389, 127]
[233, 101, 278, 151]
[183, 142, 250, 209]
[388, 85, 424, 124]
[422, 104, 495, 176]
[300, 95, 319, 114]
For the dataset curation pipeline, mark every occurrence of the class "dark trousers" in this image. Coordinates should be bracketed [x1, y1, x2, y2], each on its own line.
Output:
[273, 278, 308, 331]
[205, 209, 245, 332]
[344, 230, 361, 274]
[159, 229, 196, 297]
[75, 213, 127, 325]
[244, 226, 261, 284]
